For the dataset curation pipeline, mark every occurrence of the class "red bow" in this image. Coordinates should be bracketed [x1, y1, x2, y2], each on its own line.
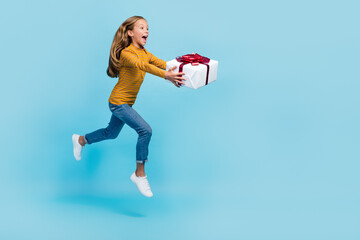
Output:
[176, 53, 210, 65]
[176, 53, 211, 86]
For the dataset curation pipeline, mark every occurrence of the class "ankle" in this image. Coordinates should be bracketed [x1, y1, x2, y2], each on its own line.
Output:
[135, 170, 145, 177]
[78, 136, 86, 146]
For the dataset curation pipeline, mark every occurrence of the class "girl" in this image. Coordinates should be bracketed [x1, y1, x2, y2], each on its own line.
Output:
[72, 16, 185, 197]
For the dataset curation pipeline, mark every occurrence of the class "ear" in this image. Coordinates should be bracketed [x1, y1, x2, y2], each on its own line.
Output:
[127, 29, 133, 37]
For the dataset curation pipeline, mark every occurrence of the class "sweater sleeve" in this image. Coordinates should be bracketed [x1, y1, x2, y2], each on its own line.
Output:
[120, 49, 166, 78]
[148, 51, 167, 70]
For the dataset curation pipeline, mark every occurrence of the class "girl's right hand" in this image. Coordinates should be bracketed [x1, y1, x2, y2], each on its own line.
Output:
[165, 66, 186, 88]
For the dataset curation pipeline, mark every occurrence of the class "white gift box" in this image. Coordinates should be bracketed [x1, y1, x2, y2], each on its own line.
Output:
[165, 56, 218, 89]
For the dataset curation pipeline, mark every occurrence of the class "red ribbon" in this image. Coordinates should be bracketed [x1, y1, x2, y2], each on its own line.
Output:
[176, 53, 211, 86]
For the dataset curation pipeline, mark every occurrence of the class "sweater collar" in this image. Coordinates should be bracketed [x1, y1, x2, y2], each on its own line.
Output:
[129, 43, 145, 51]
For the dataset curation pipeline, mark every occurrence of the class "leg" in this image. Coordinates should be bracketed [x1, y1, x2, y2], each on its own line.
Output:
[72, 106, 125, 161]
[110, 103, 154, 197]
[110, 104, 152, 174]
[83, 114, 125, 145]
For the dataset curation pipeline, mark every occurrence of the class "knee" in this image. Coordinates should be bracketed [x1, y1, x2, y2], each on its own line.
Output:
[105, 128, 120, 139]
[108, 131, 119, 139]
[139, 126, 152, 137]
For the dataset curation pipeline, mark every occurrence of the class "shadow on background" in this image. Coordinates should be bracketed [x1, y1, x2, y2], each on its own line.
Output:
[53, 193, 147, 218]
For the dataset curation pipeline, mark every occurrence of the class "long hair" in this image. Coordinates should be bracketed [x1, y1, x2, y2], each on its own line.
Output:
[106, 16, 146, 78]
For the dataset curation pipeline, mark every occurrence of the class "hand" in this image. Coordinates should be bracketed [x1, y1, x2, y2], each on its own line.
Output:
[165, 66, 186, 88]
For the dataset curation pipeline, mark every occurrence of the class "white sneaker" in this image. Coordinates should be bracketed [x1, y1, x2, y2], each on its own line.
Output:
[72, 134, 83, 161]
[130, 172, 153, 197]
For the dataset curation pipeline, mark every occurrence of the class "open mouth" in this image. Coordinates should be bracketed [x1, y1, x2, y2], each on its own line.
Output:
[142, 35, 148, 42]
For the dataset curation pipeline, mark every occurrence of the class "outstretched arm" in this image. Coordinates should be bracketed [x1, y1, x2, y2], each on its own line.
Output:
[120, 49, 186, 87]
[148, 51, 186, 87]
[120, 49, 166, 78]
[148, 52, 167, 70]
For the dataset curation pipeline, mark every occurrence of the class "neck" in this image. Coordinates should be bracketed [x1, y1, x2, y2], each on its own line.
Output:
[131, 43, 144, 49]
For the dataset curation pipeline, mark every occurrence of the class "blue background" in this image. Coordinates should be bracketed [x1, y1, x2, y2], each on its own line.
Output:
[1, 0, 359, 239]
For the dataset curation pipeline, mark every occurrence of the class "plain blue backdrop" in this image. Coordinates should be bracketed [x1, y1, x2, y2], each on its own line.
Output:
[1, 0, 359, 239]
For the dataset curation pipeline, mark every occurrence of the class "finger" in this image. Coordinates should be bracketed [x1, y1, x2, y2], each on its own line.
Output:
[176, 80, 185, 85]
[177, 72, 185, 75]
[170, 66, 177, 71]
[172, 81, 180, 87]
[176, 74, 185, 79]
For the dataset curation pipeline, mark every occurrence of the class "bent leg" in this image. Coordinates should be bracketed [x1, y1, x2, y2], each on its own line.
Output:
[84, 114, 125, 144]
[110, 104, 152, 164]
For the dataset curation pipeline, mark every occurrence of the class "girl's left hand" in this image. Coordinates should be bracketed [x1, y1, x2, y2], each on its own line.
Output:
[165, 66, 186, 88]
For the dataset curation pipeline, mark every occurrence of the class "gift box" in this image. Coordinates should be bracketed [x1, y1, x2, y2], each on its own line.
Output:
[165, 53, 218, 89]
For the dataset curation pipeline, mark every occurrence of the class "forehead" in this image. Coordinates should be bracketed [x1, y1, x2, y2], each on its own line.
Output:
[135, 19, 148, 27]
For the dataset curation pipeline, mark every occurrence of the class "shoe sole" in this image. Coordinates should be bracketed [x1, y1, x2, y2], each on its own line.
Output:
[72, 134, 81, 161]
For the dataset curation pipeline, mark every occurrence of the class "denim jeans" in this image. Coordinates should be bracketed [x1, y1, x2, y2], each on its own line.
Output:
[84, 102, 152, 164]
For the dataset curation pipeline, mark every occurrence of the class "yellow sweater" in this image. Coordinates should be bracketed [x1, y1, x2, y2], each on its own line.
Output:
[108, 43, 167, 106]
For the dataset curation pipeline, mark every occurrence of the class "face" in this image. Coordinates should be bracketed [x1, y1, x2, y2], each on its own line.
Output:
[127, 19, 149, 48]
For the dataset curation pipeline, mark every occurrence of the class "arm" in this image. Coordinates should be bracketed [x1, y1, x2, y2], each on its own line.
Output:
[148, 52, 167, 70]
[120, 49, 166, 78]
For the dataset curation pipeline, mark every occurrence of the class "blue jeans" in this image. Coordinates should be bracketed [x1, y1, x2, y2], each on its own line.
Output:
[84, 102, 152, 164]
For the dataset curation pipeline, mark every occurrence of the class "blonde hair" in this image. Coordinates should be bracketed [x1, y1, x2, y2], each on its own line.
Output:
[107, 16, 146, 78]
